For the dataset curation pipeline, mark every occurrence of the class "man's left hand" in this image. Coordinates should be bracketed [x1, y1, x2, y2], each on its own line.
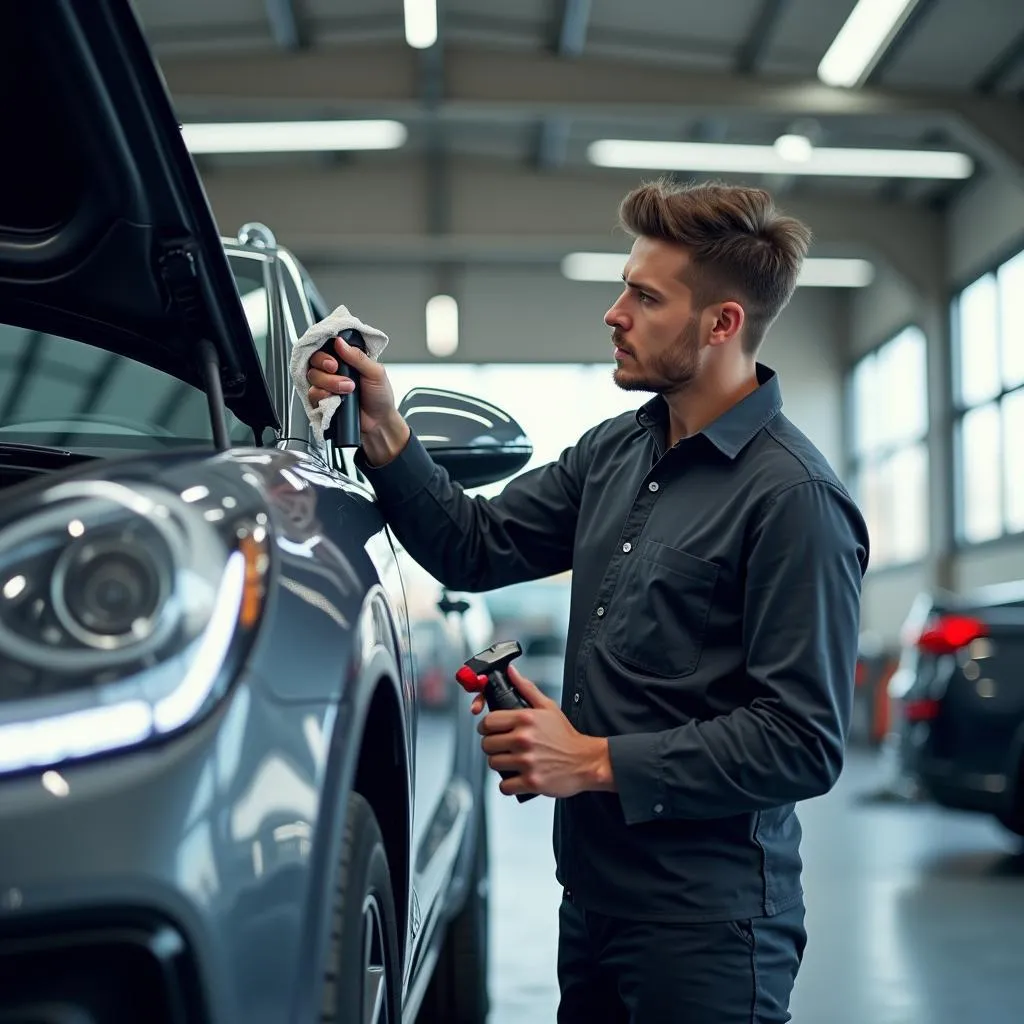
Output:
[477, 665, 613, 798]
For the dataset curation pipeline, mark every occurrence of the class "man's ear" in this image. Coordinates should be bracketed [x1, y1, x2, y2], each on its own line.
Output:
[707, 302, 745, 347]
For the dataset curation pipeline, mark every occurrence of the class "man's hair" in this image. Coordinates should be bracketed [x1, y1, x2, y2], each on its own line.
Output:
[618, 178, 812, 354]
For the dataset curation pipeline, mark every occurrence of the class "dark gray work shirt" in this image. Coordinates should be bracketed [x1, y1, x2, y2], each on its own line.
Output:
[356, 363, 870, 922]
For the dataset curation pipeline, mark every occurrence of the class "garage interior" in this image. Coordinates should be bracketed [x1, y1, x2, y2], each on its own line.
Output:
[136, 0, 1023, 1020]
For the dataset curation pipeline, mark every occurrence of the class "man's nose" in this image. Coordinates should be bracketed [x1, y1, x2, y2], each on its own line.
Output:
[604, 297, 629, 330]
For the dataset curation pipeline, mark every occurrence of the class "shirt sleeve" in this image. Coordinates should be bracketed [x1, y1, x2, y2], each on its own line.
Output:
[353, 428, 590, 593]
[607, 478, 869, 825]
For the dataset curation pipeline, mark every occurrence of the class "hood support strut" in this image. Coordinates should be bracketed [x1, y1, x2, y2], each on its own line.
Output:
[159, 246, 232, 451]
[197, 338, 230, 451]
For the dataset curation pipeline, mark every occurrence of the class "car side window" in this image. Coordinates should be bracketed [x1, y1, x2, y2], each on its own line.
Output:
[281, 264, 311, 336]
[276, 259, 331, 462]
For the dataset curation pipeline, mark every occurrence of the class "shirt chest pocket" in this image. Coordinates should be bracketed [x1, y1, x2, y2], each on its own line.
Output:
[602, 539, 719, 678]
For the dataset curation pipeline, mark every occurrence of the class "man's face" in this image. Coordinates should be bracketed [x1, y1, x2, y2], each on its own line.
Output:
[603, 237, 704, 394]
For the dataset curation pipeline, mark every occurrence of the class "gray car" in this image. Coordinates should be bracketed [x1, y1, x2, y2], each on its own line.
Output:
[0, 3, 533, 1022]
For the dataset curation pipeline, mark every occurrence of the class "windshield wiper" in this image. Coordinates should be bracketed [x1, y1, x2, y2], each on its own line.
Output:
[0, 442, 91, 469]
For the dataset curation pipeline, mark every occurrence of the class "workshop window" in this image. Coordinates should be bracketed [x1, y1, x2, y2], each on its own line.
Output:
[847, 325, 930, 568]
[952, 248, 1024, 545]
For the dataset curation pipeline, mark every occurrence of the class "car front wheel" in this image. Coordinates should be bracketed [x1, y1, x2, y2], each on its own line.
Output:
[322, 792, 401, 1024]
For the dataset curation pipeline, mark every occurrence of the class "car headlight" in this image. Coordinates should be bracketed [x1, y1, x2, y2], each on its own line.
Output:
[0, 476, 270, 773]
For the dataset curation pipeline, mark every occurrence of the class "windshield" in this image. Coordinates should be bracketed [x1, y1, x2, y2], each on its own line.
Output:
[0, 252, 271, 454]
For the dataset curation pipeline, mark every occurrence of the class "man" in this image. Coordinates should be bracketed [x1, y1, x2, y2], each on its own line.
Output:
[307, 178, 870, 1022]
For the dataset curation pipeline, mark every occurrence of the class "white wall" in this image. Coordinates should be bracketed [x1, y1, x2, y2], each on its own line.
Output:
[311, 264, 849, 470]
[849, 169, 1024, 643]
[847, 271, 935, 638]
[948, 173, 1024, 286]
[946, 172, 1024, 594]
[848, 272, 920, 362]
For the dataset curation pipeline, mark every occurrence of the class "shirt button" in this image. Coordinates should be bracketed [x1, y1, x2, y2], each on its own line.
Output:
[648, 481, 659, 492]
[596, 606, 605, 617]
[622, 542, 632, 553]
[654, 803, 664, 814]
[573, 692, 581, 703]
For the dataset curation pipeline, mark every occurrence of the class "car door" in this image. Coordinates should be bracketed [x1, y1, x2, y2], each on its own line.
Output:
[290, 263, 463, 912]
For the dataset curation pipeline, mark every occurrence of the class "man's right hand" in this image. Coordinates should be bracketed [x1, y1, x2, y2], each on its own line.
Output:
[306, 336, 411, 467]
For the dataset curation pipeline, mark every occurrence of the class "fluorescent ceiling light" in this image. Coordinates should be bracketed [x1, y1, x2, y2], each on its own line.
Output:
[587, 139, 972, 180]
[426, 294, 459, 356]
[181, 120, 407, 154]
[818, 0, 920, 88]
[404, 0, 438, 49]
[773, 134, 814, 163]
[797, 258, 875, 288]
[561, 253, 627, 282]
[561, 253, 875, 289]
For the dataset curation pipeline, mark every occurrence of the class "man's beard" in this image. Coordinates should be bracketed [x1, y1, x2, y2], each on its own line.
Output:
[611, 317, 701, 394]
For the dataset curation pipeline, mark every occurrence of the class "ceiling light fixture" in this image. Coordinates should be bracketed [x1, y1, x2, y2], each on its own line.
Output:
[404, 0, 438, 49]
[562, 253, 875, 288]
[586, 139, 972, 179]
[181, 120, 408, 154]
[426, 295, 459, 357]
[817, 0, 921, 88]
[796, 258, 875, 288]
[773, 133, 814, 163]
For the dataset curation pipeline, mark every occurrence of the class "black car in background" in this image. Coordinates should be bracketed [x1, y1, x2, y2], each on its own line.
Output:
[890, 581, 1024, 837]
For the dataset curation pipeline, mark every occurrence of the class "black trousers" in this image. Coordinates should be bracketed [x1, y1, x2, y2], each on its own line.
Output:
[556, 891, 807, 1024]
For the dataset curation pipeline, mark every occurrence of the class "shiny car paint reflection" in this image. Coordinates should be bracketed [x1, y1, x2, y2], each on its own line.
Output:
[0, 390, 492, 1020]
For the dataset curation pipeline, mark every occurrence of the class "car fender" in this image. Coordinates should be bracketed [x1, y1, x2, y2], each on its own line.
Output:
[286, 587, 413, 1023]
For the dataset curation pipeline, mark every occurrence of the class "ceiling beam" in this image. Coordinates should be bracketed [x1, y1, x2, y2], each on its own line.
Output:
[974, 26, 1024, 95]
[555, 0, 591, 56]
[161, 42, 1024, 182]
[946, 101, 1024, 186]
[264, 0, 303, 50]
[535, 118, 572, 170]
[734, 0, 788, 74]
[198, 159, 945, 297]
[419, 20, 448, 237]
[862, 0, 939, 86]
[158, 42, 1021, 121]
[159, 41, 1024, 131]
[534, 0, 592, 171]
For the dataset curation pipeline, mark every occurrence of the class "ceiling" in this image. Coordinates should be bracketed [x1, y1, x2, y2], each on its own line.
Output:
[136, 0, 1024, 96]
[134, 0, 1024, 210]
[126, 0, 1024, 282]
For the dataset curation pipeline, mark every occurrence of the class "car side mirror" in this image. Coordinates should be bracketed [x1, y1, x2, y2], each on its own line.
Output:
[397, 387, 532, 489]
[437, 592, 470, 616]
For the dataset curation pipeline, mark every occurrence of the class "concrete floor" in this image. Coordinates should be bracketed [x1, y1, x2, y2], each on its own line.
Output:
[485, 748, 1024, 1023]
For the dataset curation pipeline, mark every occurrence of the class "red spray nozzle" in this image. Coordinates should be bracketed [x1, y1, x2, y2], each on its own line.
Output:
[455, 665, 489, 693]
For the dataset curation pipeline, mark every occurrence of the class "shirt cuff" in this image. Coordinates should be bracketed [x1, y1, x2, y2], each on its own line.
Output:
[607, 732, 669, 826]
[354, 431, 437, 507]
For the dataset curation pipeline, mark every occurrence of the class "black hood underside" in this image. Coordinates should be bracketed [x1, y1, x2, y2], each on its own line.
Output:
[0, 0, 279, 435]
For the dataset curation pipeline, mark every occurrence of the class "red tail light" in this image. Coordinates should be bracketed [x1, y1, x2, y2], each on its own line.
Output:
[903, 698, 941, 722]
[916, 614, 987, 655]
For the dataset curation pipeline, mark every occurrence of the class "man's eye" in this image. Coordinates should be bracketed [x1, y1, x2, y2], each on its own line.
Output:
[638, 292, 654, 304]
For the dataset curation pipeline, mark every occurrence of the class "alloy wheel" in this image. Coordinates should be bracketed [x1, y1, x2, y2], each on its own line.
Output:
[362, 893, 389, 1024]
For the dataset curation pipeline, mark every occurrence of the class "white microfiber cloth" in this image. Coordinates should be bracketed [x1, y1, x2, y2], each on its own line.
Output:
[289, 304, 389, 444]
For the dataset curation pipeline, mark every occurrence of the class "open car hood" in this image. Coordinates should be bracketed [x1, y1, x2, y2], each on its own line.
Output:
[0, 0, 279, 435]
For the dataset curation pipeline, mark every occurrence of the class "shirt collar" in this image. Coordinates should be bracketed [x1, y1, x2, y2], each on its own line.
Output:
[635, 363, 782, 460]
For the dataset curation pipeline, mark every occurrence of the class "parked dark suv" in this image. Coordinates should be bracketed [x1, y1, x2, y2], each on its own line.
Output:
[0, 3, 532, 1021]
[889, 581, 1024, 838]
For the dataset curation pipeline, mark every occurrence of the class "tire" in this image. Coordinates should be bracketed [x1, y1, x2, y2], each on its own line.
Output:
[417, 808, 491, 1023]
[321, 792, 402, 1024]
